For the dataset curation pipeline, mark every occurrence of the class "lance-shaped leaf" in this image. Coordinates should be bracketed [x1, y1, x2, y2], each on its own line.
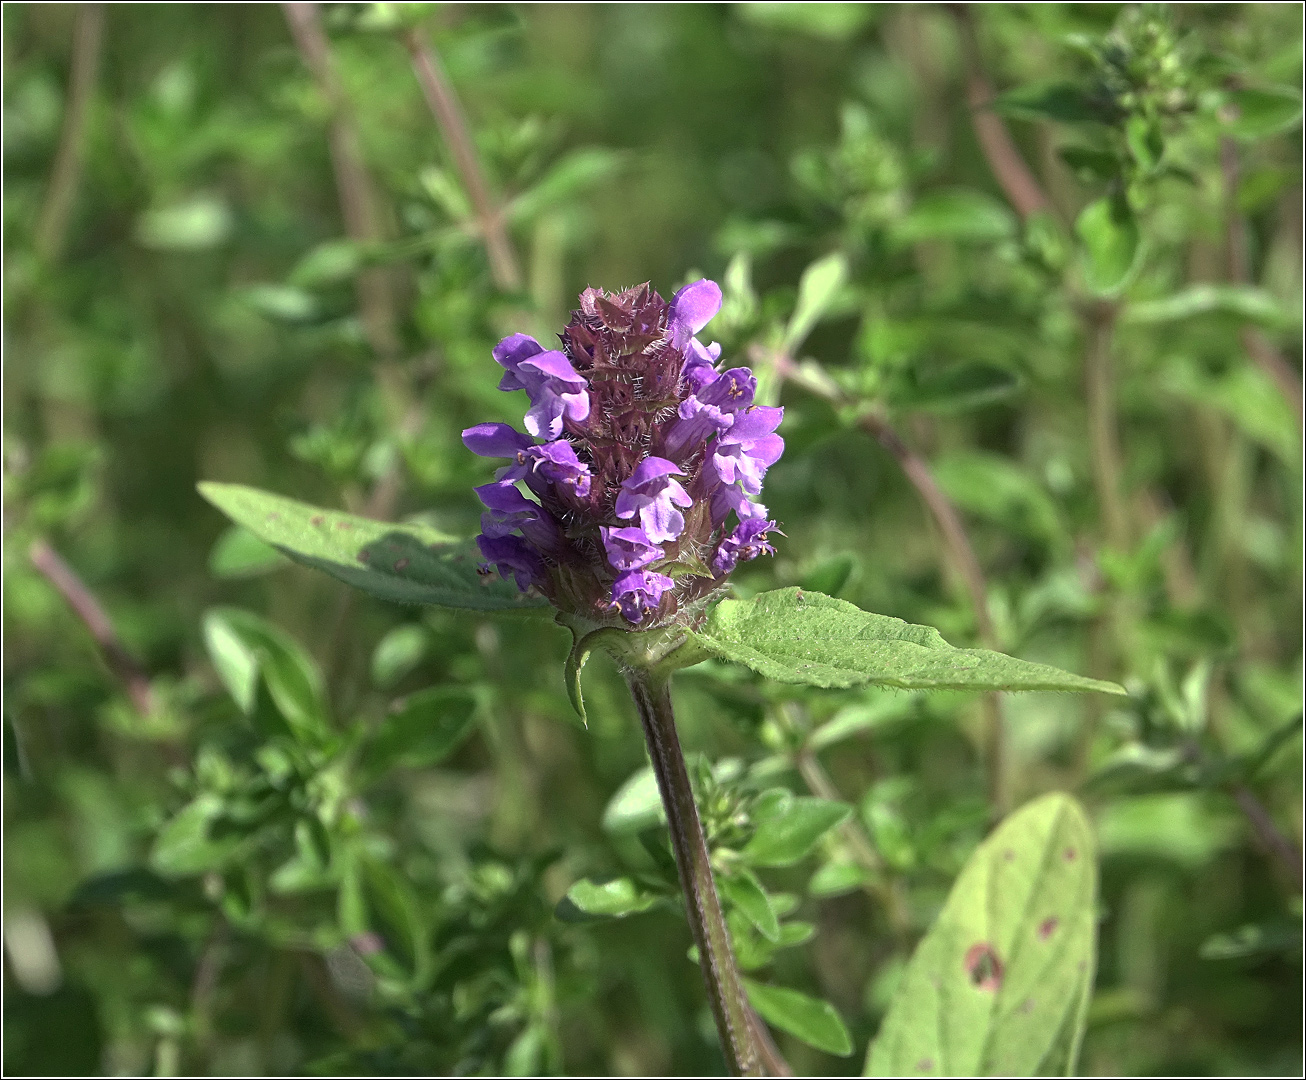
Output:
[198, 482, 549, 613]
[687, 589, 1124, 694]
[865, 793, 1098, 1077]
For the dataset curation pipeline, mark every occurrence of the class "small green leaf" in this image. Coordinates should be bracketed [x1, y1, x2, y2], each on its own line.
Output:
[202, 607, 329, 740]
[690, 588, 1125, 694]
[932, 452, 1065, 548]
[563, 626, 625, 728]
[135, 195, 232, 251]
[150, 794, 241, 877]
[808, 860, 874, 897]
[745, 979, 853, 1056]
[892, 190, 1016, 245]
[1225, 87, 1302, 140]
[784, 252, 849, 353]
[1076, 195, 1140, 296]
[887, 361, 1022, 414]
[208, 525, 287, 579]
[808, 694, 918, 750]
[360, 687, 478, 778]
[736, 2, 878, 41]
[744, 795, 850, 867]
[289, 239, 365, 287]
[198, 482, 548, 613]
[995, 82, 1113, 125]
[602, 766, 665, 835]
[557, 877, 660, 921]
[865, 793, 1098, 1077]
[719, 868, 780, 941]
[1125, 284, 1297, 330]
[370, 624, 429, 688]
[507, 147, 623, 225]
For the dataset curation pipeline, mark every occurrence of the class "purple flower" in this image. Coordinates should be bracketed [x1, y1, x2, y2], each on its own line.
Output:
[668, 280, 721, 350]
[529, 440, 593, 497]
[615, 457, 693, 544]
[712, 484, 771, 526]
[711, 517, 779, 575]
[609, 568, 675, 624]
[601, 525, 664, 571]
[494, 334, 591, 439]
[682, 340, 722, 392]
[475, 482, 561, 550]
[663, 367, 758, 459]
[462, 422, 535, 460]
[476, 534, 546, 592]
[708, 406, 784, 495]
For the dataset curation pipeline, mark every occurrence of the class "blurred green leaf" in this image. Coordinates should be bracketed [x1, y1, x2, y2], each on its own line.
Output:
[887, 362, 1022, 414]
[360, 687, 478, 777]
[1076, 195, 1140, 295]
[198, 483, 549, 613]
[892, 190, 1016, 245]
[736, 2, 877, 40]
[557, 877, 659, 921]
[743, 795, 850, 867]
[507, 147, 623, 225]
[602, 767, 665, 835]
[688, 589, 1125, 693]
[745, 978, 853, 1056]
[134, 195, 232, 251]
[783, 252, 849, 353]
[370, 624, 430, 688]
[1225, 87, 1302, 140]
[932, 451, 1065, 547]
[208, 525, 287, 579]
[1126, 284, 1298, 330]
[866, 793, 1097, 1077]
[995, 82, 1112, 124]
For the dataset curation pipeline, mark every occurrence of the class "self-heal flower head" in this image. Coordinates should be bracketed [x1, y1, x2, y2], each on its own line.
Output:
[615, 458, 693, 544]
[465, 279, 783, 626]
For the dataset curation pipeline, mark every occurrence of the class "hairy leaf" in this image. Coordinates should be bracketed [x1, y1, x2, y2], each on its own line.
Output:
[688, 589, 1125, 694]
[865, 793, 1098, 1077]
[198, 482, 548, 613]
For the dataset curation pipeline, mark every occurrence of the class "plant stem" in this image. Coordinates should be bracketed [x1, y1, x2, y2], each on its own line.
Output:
[624, 669, 761, 1077]
[35, 3, 104, 264]
[1082, 300, 1129, 552]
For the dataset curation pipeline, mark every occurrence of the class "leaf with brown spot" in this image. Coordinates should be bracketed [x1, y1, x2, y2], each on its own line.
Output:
[865, 793, 1097, 1077]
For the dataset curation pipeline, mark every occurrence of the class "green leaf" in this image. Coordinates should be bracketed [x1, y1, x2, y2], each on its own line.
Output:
[202, 607, 329, 741]
[1076, 195, 1140, 296]
[1160, 358, 1299, 463]
[208, 524, 287, 579]
[800, 553, 856, 597]
[745, 979, 853, 1056]
[556, 877, 660, 921]
[150, 794, 242, 877]
[887, 361, 1022, 414]
[601, 766, 665, 835]
[736, 2, 878, 41]
[197, 482, 548, 613]
[932, 452, 1065, 548]
[360, 687, 478, 778]
[1225, 87, 1302, 140]
[563, 625, 625, 728]
[689, 589, 1126, 694]
[995, 83, 1112, 125]
[808, 859, 874, 897]
[865, 793, 1098, 1077]
[783, 252, 849, 353]
[1125, 284, 1298, 331]
[893, 190, 1016, 245]
[808, 693, 919, 750]
[719, 868, 780, 941]
[134, 195, 232, 251]
[743, 794, 850, 867]
[370, 624, 429, 688]
[507, 147, 624, 225]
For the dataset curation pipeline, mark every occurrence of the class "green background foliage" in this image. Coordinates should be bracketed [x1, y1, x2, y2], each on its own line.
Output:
[3, 3, 1301, 1076]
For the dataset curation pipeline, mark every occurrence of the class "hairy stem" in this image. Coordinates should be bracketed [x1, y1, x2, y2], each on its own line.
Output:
[625, 669, 761, 1077]
[29, 539, 154, 716]
[403, 25, 522, 292]
[35, 3, 104, 264]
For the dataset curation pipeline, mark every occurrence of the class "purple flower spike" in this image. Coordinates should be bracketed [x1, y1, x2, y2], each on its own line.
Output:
[682, 340, 722, 392]
[712, 485, 770, 526]
[462, 422, 535, 459]
[668, 279, 722, 350]
[476, 534, 546, 592]
[712, 517, 779, 575]
[615, 457, 693, 543]
[601, 525, 664, 571]
[498, 346, 591, 439]
[610, 568, 675, 624]
[709, 405, 784, 494]
[475, 482, 561, 549]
